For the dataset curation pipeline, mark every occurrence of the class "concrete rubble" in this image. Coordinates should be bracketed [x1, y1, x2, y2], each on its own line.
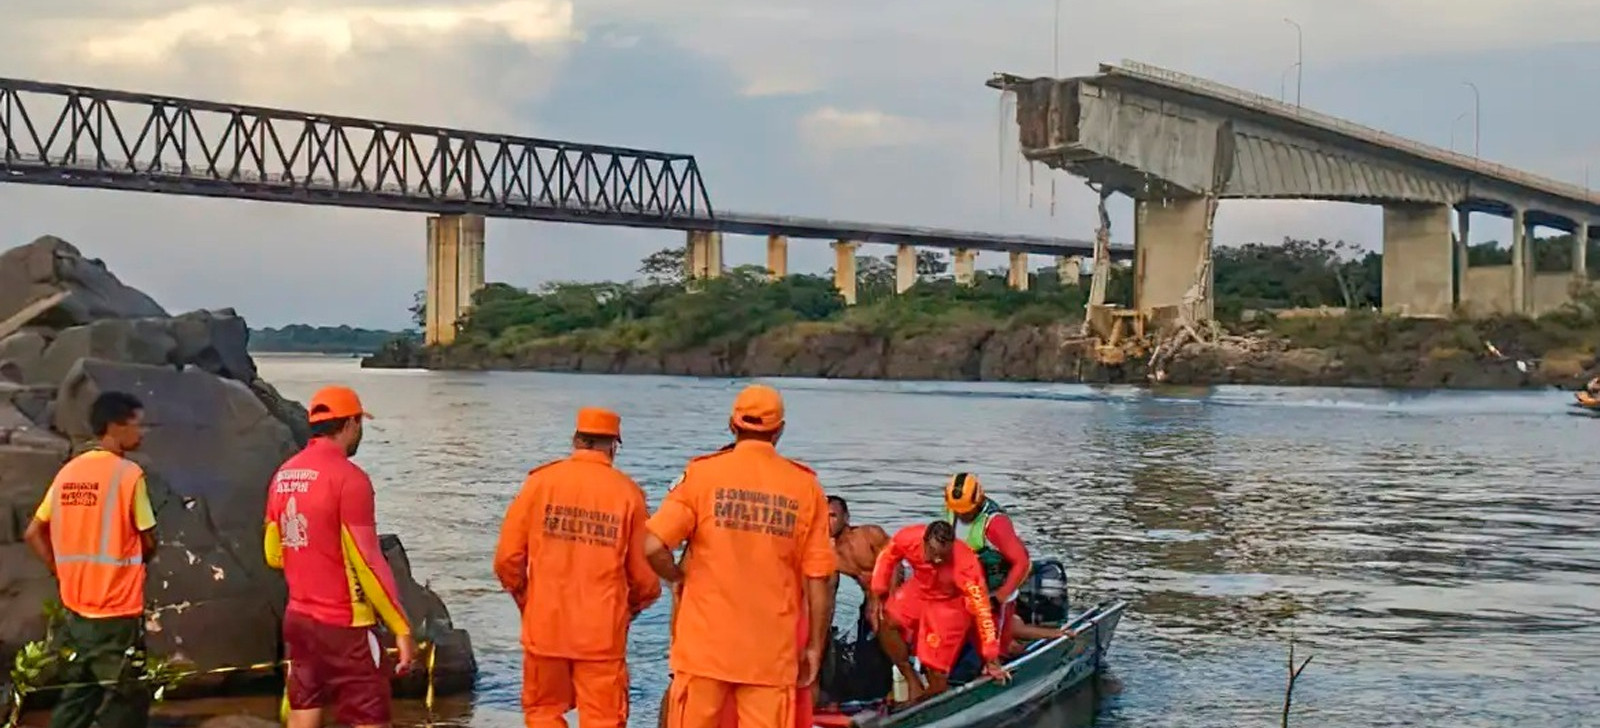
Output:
[0, 236, 475, 699]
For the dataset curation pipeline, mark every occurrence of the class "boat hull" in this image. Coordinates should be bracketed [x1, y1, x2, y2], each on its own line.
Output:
[842, 599, 1127, 728]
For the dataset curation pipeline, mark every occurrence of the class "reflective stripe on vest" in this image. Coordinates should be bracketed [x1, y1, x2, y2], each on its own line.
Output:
[52, 458, 143, 568]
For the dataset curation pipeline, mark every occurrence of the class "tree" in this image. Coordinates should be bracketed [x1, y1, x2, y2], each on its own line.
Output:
[916, 250, 950, 278]
[640, 246, 687, 286]
[409, 290, 426, 330]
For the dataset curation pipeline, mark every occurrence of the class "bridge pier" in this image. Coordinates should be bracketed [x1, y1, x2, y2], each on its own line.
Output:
[895, 245, 917, 294]
[1133, 197, 1212, 322]
[1511, 209, 1528, 314]
[953, 249, 977, 286]
[766, 235, 789, 279]
[1381, 203, 1453, 317]
[424, 214, 486, 346]
[1007, 252, 1030, 291]
[833, 240, 859, 304]
[1057, 256, 1081, 286]
[1454, 208, 1470, 310]
[686, 230, 724, 280]
[1575, 223, 1589, 279]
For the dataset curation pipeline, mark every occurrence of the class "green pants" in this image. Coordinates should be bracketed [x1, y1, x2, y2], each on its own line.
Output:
[47, 612, 149, 728]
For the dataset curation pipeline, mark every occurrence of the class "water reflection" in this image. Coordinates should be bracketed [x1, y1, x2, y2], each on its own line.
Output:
[99, 362, 1600, 727]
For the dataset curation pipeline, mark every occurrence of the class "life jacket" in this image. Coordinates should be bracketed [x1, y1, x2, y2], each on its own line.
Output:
[50, 451, 147, 619]
[945, 499, 1012, 594]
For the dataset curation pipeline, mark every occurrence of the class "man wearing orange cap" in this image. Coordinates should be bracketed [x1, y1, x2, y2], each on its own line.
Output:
[264, 386, 417, 728]
[495, 407, 661, 728]
[645, 384, 835, 728]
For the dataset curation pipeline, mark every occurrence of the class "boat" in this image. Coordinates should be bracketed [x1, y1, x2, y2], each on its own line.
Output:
[812, 598, 1128, 728]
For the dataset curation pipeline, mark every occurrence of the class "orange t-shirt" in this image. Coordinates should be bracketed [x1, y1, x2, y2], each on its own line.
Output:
[493, 449, 662, 661]
[648, 440, 835, 687]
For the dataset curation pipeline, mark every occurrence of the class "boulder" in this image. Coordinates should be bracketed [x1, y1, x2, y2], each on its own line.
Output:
[0, 237, 475, 700]
[0, 236, 167, 328]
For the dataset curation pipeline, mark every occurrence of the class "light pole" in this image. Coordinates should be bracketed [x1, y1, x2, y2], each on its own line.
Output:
[1463, 81, 1481, 158]
[1283, 18, 1303, 106]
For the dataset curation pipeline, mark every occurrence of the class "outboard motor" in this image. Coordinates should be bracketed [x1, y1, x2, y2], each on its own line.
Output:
[1017, 558, 1069, 625]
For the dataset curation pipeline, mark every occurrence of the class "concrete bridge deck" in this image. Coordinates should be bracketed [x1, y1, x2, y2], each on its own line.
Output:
[990, 60, 1597, 320]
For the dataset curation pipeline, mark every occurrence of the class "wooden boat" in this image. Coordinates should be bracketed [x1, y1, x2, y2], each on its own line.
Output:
[812, 599, 1127, 728]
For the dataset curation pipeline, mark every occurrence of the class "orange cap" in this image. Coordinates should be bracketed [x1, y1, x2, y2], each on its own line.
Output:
[307, 385, 373, 424]
[575, 407, 621, 438]
[730, 384, 784, 433]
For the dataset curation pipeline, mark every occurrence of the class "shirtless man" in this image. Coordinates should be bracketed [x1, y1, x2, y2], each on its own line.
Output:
[827, 495, 891, 624]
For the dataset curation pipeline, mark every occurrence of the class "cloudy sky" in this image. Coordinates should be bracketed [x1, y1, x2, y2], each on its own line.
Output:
[3, 0, 1599, 328]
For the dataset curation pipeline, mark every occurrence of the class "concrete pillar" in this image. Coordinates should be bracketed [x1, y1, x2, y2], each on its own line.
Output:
[1574, 222, 1589, 278]
[895, 245, 916, 294]
[424, 214, 486, 346]
[1380, 203, 1454, 317]
[686, 230, 724, 280]
[1454, 208, 1470, 308]
[1133, 197, 1212, 319]
[1057, 255, 1081, 286]
[953, 248, 976, 287]
[765, 235, 789, 279]
[1511, 208, 1527, 314]
[832, 240, 859, 304]
[1007, 251, 1030, 291]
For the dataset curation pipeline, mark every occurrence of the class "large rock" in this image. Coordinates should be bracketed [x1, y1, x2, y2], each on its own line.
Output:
[0, 238, 475, 701]
[0, 236, 167, 328]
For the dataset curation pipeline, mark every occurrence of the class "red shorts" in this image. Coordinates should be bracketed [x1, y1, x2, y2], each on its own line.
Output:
[283, 610, 392, 725]
[886, 589, 970, 674]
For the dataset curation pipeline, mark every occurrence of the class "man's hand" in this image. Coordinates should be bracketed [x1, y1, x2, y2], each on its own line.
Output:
[799, 643, 824, 688]
[981, 661, 1011, 684]
[511, 588, 528, 612]
[991, 587, 1015, 605]
[395, 634, 419, 675]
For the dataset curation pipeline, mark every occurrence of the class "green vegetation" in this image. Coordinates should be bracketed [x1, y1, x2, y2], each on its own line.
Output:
[249, 324, 416, 354]
[413, 234, 1600, 371]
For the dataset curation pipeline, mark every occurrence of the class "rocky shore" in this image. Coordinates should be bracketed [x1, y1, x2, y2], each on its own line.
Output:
[365, 316, 1587, 390]
[0, 237, 475, 702]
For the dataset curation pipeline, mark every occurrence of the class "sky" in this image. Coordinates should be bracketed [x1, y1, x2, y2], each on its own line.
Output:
[4, 0, 1600, 329]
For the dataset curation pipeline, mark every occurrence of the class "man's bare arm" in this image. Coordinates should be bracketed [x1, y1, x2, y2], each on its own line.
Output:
[642, 532, 684, 583]
[23, 519, 54, 575]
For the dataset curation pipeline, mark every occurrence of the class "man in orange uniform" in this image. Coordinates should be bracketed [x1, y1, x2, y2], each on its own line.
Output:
[871, 521, 1009, 703]
[494, 407, 662, 728]
[24, 392, 157, 728]
[644, 384, 835, 728]
[264, 386, 417, 728]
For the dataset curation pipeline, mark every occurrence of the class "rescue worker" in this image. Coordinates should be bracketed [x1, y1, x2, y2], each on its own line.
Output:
[494, 407, 661, 728]
[942, 473, 1030, 653]
[644, 384, 836, 728]
[23, 391, 156, 728]
[871, 521, 1009, 703]
[264, 385, 417, 728]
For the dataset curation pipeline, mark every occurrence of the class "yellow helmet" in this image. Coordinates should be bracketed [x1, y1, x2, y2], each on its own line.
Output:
[944, 472, 984, 516]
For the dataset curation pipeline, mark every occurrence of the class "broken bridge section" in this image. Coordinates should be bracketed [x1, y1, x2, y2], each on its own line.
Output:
[990, 60, 1600, 320]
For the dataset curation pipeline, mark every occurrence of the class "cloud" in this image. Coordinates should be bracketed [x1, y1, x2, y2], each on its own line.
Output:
[5, 1, 1600, 328]
[797, 107, 944, 152]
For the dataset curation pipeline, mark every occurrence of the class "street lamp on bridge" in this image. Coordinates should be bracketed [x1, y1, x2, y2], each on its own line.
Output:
[1283, 18, 1303, 106]
[1463, 81, 1481, 158]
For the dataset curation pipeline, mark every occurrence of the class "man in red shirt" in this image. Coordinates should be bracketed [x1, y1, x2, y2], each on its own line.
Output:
[264, 386, 417, 728]
[871, 521, 1009, 703]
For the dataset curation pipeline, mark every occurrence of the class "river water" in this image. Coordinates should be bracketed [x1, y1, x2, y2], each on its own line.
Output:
[208, 357, 1600, 727]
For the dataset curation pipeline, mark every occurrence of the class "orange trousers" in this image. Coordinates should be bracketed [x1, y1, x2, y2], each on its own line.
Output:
[703, 605, 812, 728]
[522, 653, 629, 728]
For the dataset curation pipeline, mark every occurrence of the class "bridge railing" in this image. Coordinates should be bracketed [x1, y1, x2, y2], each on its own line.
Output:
[0, 77, 714, 224]
[1108, 60, 1599, 208]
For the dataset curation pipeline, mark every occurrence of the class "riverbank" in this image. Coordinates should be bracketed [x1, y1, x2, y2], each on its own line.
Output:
[363, 311, 1597, 390]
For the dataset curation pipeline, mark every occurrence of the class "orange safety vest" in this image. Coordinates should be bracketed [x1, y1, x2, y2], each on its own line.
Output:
[50, 452, 148, 618]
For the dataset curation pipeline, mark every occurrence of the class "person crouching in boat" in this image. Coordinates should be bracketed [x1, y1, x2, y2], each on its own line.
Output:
[1578, 377, 1600, 407]
[871, 521, 1011, 703]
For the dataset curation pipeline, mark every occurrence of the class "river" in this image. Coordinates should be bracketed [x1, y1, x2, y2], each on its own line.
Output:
[209, 356, 1600, 727]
